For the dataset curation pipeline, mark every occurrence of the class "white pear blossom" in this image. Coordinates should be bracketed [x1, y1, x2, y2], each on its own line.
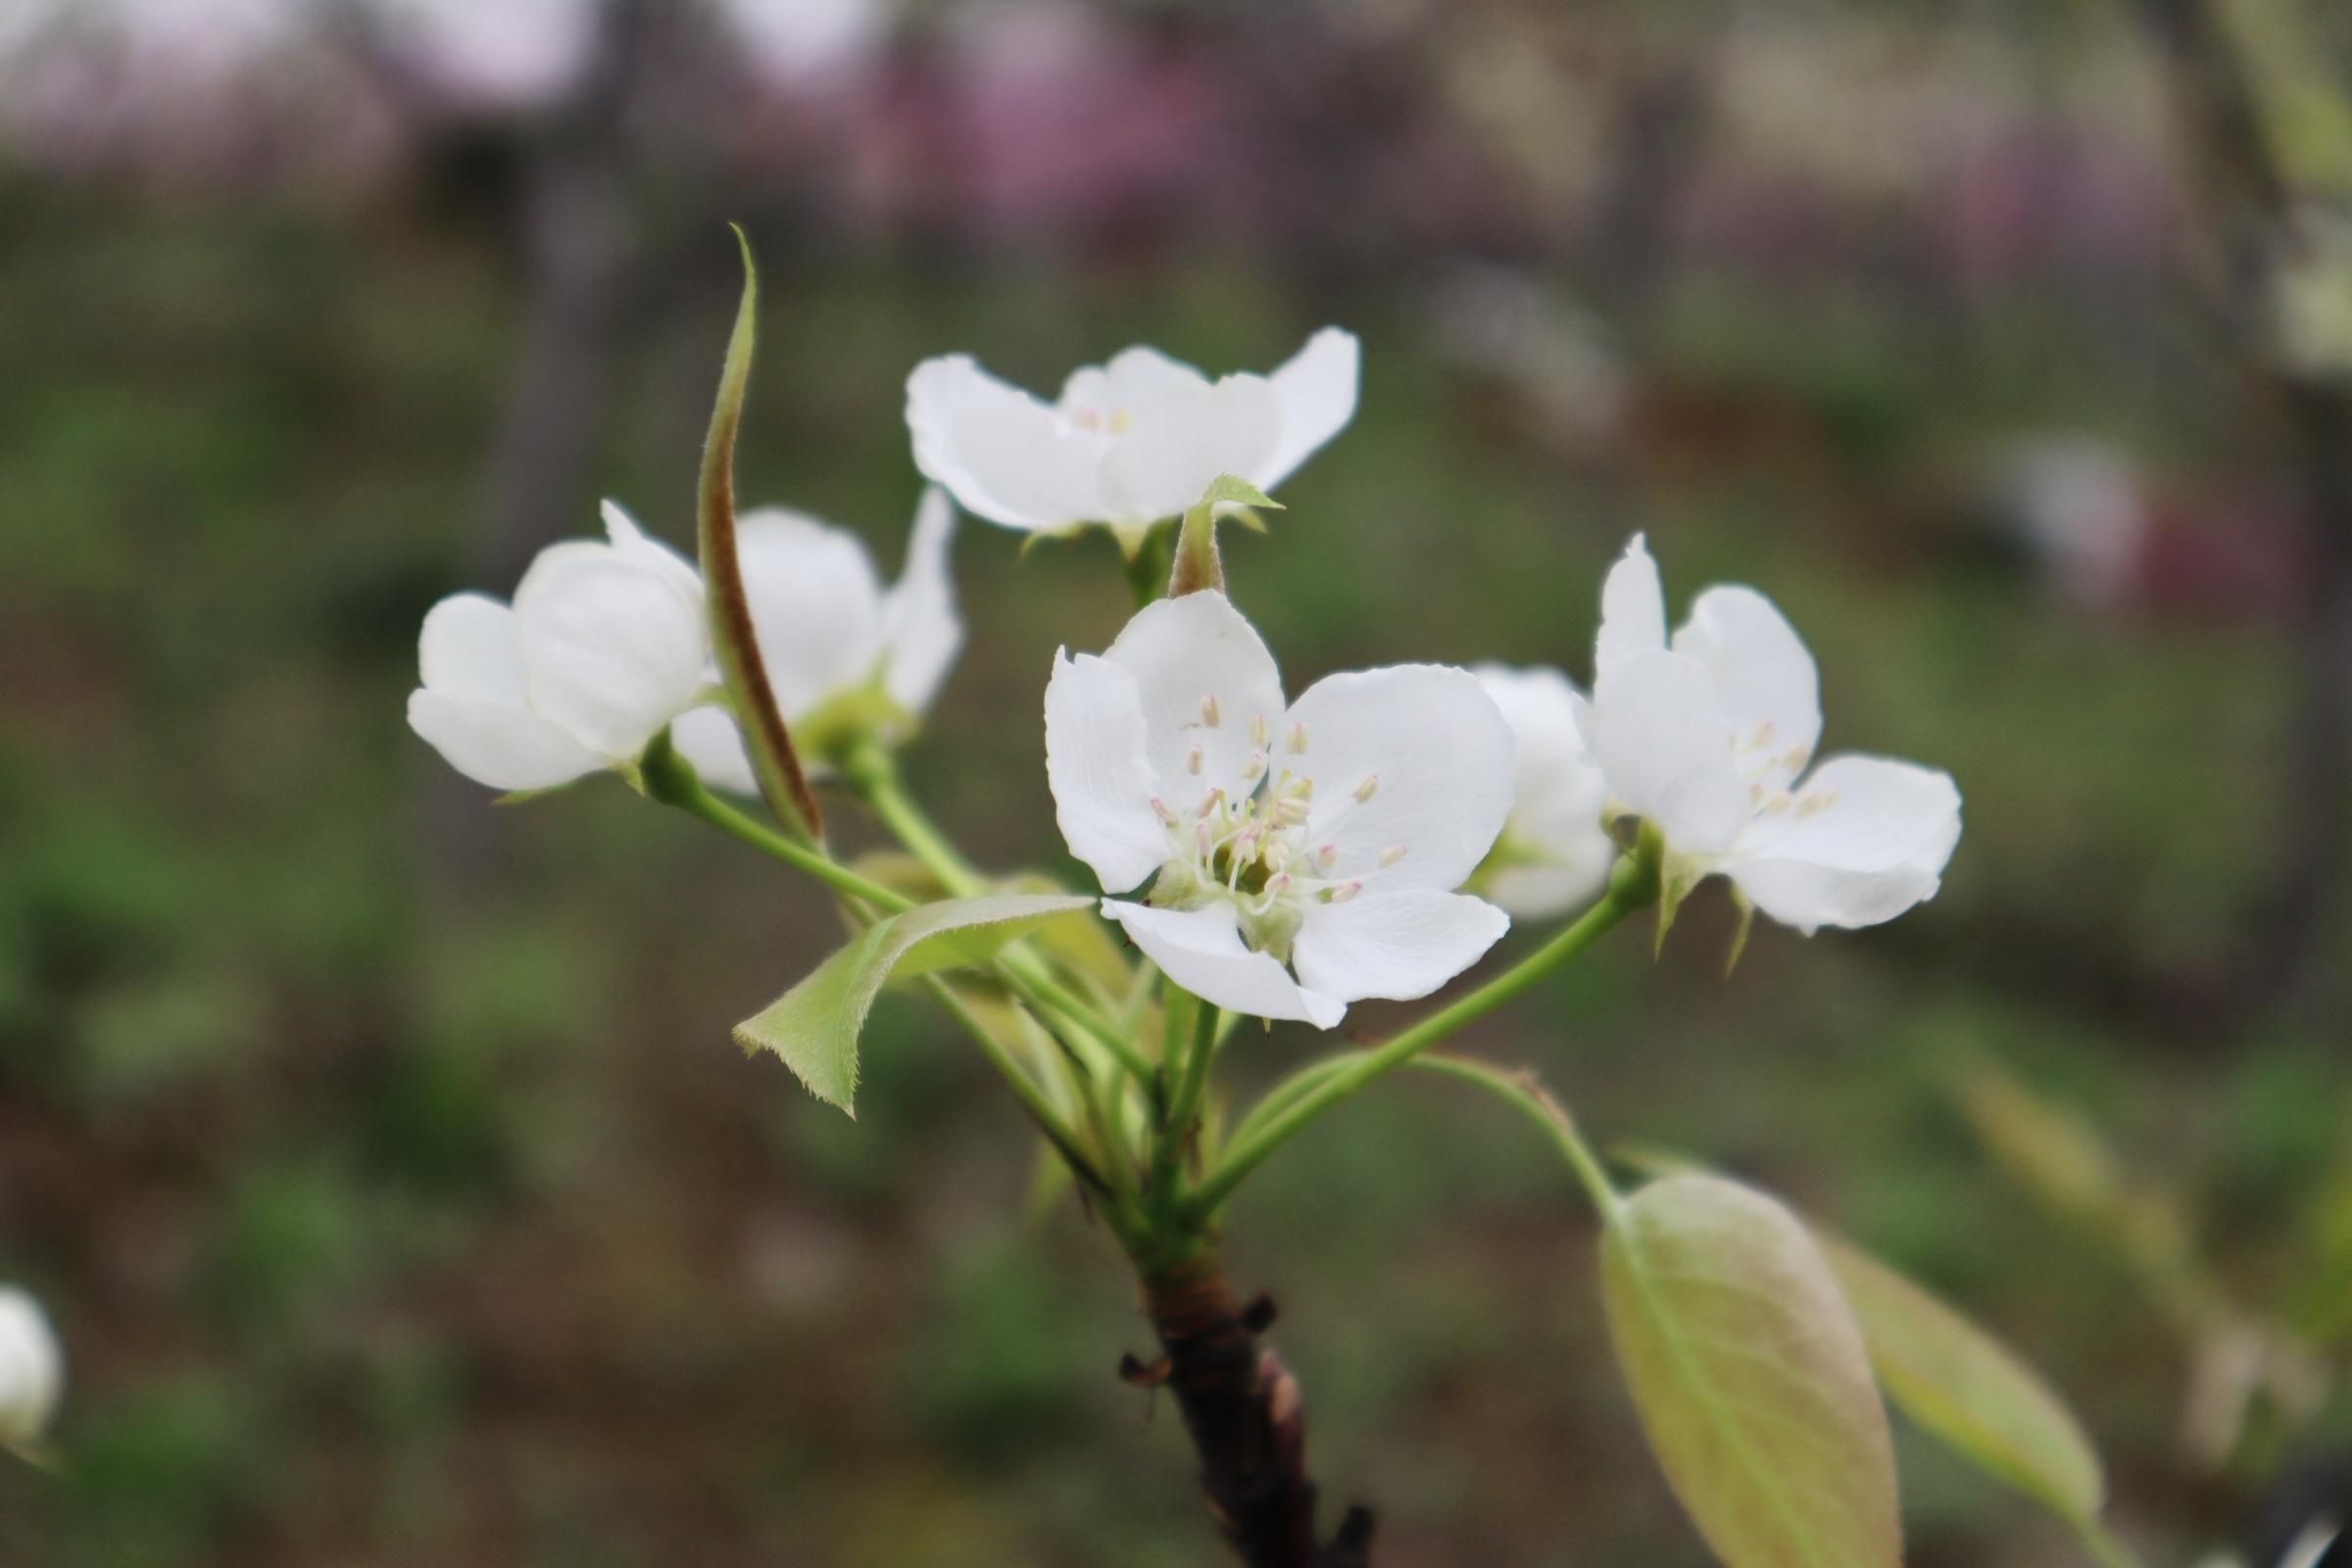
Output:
[1470, 665, 1615, 919]
[408, 503, 709, 792]
[1575, 536, 1962, 934]
[671, 487, 962, 790]
[1044, 591, 1513, 1028]
[906, 329, 1359, 541]
[0, 1287, 61, 1450]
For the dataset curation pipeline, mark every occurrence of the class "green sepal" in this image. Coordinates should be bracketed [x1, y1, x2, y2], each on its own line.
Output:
[1723, 889, 1755, 976]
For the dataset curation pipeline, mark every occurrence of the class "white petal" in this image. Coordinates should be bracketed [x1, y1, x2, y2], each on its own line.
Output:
[1103, 901, 1344, 1028]
[1473, 664, 1616, 918]
[514, 548, 710, 760]
[1255, 327, 1360, 489]
[1096, 371, 1282, 525]
[1292, 889, 1509, 1006]
[1729, 756, 1963, 933]
[1288, 664, 1515, 892]
[1067, 344, 1214, 413]
[408, 690, 605, 791]
[417, 592, 526, 706]
[878, 487, 962, 714]
[670, 705, 760, 795]
[1484, 852, 1615, 921]
[598, 499, 703, 601]
[1588, 648, 1749, 855]
[1044, 651, 1167, 894]
[1595, 533, 1668, 681]
[906, 354, 1109, 532]
[0, 1289, 61, 1446]
[1098, 591, 1286, 814]
[1672, 585, 1821, 792]
[735, 507, 889, 718]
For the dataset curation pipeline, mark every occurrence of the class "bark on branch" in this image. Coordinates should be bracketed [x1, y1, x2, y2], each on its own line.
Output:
[1141, 1258, 1373, 1568]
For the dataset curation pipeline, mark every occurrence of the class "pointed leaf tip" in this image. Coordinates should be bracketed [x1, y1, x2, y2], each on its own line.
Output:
[699, 228, 823, 842]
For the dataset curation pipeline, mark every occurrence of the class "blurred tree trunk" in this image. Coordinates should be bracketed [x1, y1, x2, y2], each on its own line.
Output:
[2138, 0, 2352, 1025]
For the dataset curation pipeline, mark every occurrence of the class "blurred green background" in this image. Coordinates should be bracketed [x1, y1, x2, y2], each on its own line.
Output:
[1, 1, 2348, 1564]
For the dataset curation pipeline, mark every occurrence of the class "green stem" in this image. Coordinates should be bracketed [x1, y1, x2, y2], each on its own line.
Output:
[1120, 522, 1175, 608]
[1407, 1054, 1621, 1219]
[1186, 864, 1651, 1222]
[846, 749, 1155, 1084]
[644, 740, 914, 910]
[852, 749, 988, 899]
[922, 978, 1108, 1200]
[1148, 990, 1220, 1216]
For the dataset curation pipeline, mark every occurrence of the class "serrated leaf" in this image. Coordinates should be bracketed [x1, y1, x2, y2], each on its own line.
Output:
[699, 228, 822, 843]
[1600, 1173, 1902, 1568]
[1817, 1233, 2104, 1523]
[735, 894, 1094, 1115]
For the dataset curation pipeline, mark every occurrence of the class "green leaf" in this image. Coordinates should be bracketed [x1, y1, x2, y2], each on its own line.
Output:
[699, 227, 823, 844]
[735, 894, 1095, 1115]
[1600, 1174, 1902, 1568]
[1610, 1145, 2110, 1534]
[1816, 1233, 2104, 1523]
[1951, 1060, 2204, 1314]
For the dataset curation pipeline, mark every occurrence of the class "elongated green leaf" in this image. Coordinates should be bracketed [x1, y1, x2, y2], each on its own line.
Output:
[1816, 1234, 2104, 1522]
[1601, 1174, 1902, 1568]
[1613, 1145, 2110, 1533]
[736, 894, 1094, 1114]
[700, 228, 822, 843]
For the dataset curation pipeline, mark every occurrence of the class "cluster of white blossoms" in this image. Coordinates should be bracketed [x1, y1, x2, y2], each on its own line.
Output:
[409, 324, 1960, 1030]
[0, 1286, 61, 1452]
[408, 491, 959, 793]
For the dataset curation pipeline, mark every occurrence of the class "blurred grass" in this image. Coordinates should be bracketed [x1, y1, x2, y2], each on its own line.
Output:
[0, 174, 2344, 1567]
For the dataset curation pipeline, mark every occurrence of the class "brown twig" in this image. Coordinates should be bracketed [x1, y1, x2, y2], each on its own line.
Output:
[1139, 1256, 1373, 1568]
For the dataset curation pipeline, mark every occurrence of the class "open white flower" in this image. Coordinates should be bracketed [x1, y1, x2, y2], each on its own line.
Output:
[408, 504, 709, 792]
[1045, 591, 1513, 1028]
[1576, 536, 1961, 934]
[671, 487, 962, 791]
[0, 1287, 61, 1450]
[906, 329, 1359, 541]
[1470, 665, 1615, 919]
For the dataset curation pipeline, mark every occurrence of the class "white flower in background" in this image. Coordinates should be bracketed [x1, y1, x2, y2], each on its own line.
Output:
[1577, 536, 1961, 933]
[671, 488, 962, 790]
[408, 504, 709, 792]
[1045, 591, 1513, 1028]
[0, 1287, 61, 1451]
[1469, 665, 1616, 919]
[906, 329, 1359, 542]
